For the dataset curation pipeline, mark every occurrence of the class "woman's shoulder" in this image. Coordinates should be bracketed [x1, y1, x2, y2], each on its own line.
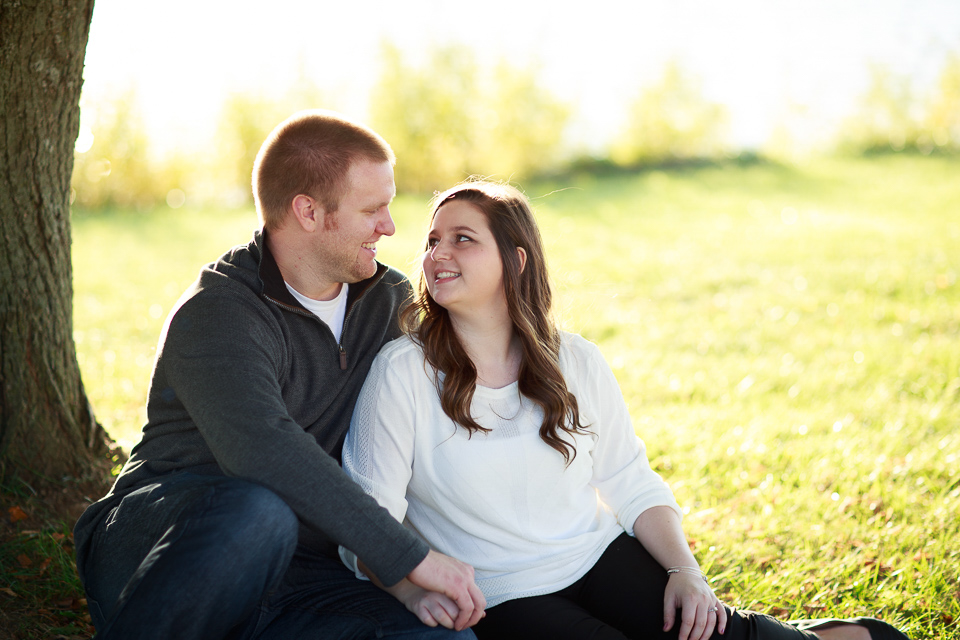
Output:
[559, 330, 604, 363]
[376, 334, 425, 365]
[375, 335, 424, 372]
[362, 336, 430, 394]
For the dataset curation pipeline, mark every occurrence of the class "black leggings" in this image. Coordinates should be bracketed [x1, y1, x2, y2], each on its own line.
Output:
[473, 534, 819, 640]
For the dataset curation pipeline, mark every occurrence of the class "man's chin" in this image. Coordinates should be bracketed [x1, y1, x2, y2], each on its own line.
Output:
[352, 262, 379, 282]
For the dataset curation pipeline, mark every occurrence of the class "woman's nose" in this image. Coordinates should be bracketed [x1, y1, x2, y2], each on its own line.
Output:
[429, 241, 447, 261]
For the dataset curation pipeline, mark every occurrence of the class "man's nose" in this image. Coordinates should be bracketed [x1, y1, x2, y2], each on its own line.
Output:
[378, 207, 396, 236]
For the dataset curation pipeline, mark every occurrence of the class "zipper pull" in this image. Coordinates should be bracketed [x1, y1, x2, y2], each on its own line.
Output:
[339, 345, 347, 370]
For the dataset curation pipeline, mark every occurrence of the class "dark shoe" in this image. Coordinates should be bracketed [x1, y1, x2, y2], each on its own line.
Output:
[787, 617, 909, 640]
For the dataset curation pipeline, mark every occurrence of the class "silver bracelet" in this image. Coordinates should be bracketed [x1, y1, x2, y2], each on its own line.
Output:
[666, 566, 708, 583]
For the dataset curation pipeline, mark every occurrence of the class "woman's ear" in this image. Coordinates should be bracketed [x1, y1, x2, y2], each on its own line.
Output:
[516, 247, 527, 274]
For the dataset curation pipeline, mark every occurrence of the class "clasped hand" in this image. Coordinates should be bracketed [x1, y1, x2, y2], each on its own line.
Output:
[403, 549, 486, 630]
[663, 571, 727, 640]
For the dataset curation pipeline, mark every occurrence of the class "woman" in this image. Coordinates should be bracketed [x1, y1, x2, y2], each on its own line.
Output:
[340, 181, 909, 640]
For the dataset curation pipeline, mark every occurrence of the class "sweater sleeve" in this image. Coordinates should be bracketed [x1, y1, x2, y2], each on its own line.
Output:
[574, 337, 683, 532]
[161, 289, 427, 586]
[339, 344, 420, 577]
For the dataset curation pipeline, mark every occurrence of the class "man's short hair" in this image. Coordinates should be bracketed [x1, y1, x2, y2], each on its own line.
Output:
[253, 110, 396, 231]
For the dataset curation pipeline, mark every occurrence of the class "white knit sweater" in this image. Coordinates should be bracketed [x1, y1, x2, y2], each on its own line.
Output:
[340, 332, 682, 607]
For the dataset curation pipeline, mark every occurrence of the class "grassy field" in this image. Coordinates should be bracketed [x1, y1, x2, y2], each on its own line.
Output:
[65, 154, 959, 637]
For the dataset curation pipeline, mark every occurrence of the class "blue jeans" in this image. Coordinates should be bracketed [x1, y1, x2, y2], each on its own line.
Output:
[78, 473, 474, 640]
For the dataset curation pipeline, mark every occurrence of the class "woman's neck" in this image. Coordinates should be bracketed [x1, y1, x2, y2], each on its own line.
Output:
[450, 311, 521, 389]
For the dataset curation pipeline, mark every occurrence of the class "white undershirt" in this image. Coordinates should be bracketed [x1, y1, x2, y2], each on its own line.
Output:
[284, 282, 349, 342]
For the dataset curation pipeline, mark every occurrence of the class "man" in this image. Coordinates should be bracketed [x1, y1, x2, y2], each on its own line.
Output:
[73, 110, 485, 639]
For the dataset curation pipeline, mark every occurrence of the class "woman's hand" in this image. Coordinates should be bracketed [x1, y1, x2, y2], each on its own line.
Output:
[663, 571, 727, 640]
[384, 579, 462, 629]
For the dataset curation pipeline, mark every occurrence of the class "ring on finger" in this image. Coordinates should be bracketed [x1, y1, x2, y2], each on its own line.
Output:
[707, 607, 718, 613]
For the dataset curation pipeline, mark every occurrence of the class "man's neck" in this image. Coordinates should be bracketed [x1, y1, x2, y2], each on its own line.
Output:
[265, 226, 342, 301]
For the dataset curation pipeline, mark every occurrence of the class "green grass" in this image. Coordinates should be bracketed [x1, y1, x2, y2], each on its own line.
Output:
[0, 478, 93, 639]
[70, 155, 960, 638]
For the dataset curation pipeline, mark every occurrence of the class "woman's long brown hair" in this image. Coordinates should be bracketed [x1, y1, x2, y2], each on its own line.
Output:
[401, 180, 587, 464]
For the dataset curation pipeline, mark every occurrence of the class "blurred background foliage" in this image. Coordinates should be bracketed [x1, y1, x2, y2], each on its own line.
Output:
[837, 54, 960, 155]
[368, 43, 571, 192]
[610, 60, 729, 167]
[71, 45, 960, 209]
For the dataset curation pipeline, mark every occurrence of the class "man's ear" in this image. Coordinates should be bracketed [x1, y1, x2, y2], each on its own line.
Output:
[292, 194, 321, 231]
[516, 247, 527, 274]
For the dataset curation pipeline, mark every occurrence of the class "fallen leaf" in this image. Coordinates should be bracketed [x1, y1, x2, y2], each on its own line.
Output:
[0, 587, 17, 598]
[51, 532, 65, 542]
[16, 554, 32, 568]
[8, 505, 28, 523]
[37, 557, 52, 575]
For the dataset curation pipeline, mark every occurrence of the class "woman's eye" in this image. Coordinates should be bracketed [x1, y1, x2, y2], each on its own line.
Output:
[457, 235, 471, 243]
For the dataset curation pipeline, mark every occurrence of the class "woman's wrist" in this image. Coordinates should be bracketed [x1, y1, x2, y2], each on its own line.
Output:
[666, 565, 708, 583]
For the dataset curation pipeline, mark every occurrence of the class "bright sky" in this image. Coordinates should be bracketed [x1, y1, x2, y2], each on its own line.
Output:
[83, 0, 960, 152]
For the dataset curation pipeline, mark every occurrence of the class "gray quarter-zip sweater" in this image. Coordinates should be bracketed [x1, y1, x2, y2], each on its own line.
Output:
[74, 230, 427, 586]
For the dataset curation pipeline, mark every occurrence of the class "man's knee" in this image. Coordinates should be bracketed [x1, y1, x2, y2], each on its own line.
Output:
[206, 481, 299, 564]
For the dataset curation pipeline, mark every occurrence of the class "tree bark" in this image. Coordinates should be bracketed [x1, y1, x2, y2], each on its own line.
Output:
[0, 0, 108, 484]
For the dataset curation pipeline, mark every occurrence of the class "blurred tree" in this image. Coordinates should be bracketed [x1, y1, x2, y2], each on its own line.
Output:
[923, 53, 960, 152]
[0, 0, 113, 484]
[474, 60, 571, 180]
[611, 61, 729, 167]
[369, 42, 571, 193]
[836, 63, 922, 154]
[370, 42, 482, 193]
[215, 92, 288, 204]
[72, 89, 160, 209]
[214, 75, 329, 205]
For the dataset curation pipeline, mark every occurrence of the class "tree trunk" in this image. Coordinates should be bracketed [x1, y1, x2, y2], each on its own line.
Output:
[0, 0, 109, 484]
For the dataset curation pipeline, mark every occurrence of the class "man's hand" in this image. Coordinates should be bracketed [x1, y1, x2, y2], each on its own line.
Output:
[407, 550, 486, 630]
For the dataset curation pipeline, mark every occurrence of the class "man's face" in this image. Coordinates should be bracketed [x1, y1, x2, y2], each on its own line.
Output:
[310, 160, 396, 296]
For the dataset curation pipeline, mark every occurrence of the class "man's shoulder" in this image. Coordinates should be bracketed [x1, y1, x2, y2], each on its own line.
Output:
[200, 237, 262, 292]
[163, 242, 278, 343]
[377, 263, 410, 286]
[370, 264, 412, 299]
[348, 263, 411, 314]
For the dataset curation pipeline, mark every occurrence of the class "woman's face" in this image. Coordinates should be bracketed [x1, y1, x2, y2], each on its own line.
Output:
[422, 200, 507, 318]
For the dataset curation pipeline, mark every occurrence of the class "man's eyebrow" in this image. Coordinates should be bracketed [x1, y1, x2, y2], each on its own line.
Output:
[368, 196, 394, 209]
